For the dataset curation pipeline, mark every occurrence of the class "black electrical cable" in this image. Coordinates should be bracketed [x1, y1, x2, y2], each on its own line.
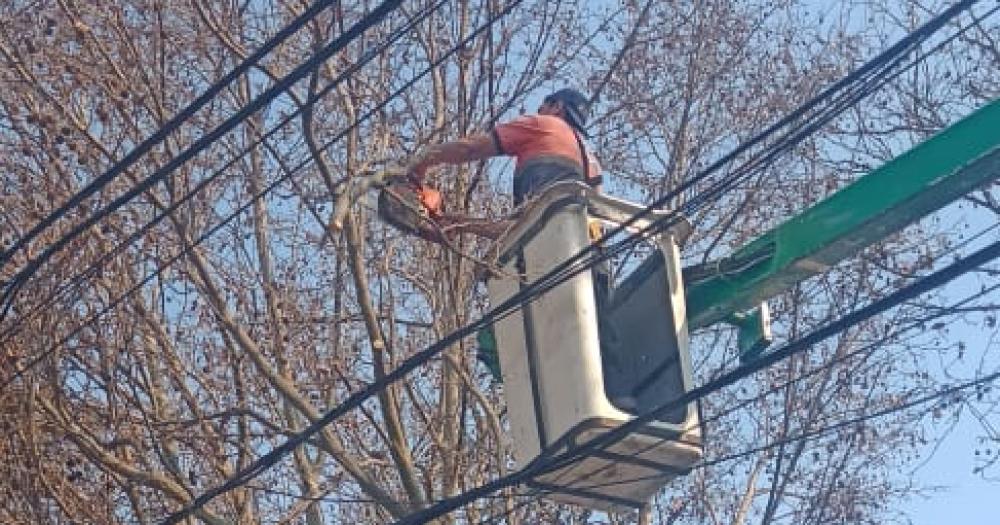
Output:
[1, 0, 968, 356]
[536, 0, 978, 306]
[420, 5, 1000, 523]
[702, 370, 1000, 468]
[392, 234, 1000, 524]
[529, 373, 986, 509]
[480, 366, 1000, 523]
[440, 0, 978, 368]
[6, 19, 970, 525]
[0, 0, 406, 315]
[0, 0, 344, 271]
[0, 0, 644, 343]
[483, 274, 1000, 516]
[150, 4, 980, 521]
[4, 0, 979, 520]
[703, 281, 1000, 431]
[150, 3, 529, 522]
[486, 225, 1000, 517]
[581, 0, 993, 333]
[0, 0, 448, 348]
[1, 0, 513, 391]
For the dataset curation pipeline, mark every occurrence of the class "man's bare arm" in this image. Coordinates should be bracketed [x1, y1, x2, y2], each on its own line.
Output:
[410, 134, 499, 178]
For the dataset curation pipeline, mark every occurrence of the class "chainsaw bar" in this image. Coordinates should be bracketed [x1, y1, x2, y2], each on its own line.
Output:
[377, 180, 444, 241]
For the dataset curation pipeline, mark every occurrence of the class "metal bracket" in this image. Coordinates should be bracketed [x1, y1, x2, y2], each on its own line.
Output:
[725, 303, 773, 363]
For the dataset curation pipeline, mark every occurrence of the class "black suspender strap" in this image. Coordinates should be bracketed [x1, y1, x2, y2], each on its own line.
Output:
[571, 128, 602, 187]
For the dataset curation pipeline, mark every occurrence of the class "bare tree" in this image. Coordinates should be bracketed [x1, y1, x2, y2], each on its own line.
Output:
[1, 1, 997, 524]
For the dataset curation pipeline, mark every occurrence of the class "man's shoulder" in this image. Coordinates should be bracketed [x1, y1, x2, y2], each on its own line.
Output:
[500, 113, 564, 129]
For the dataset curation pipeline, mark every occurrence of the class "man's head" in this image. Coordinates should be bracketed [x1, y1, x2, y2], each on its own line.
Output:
[539, 88, 590, 133]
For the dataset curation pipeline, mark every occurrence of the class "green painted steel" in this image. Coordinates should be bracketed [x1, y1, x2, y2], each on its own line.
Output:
[687, 98, 1000, 329]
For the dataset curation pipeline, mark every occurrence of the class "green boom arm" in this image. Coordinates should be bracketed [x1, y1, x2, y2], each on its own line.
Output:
[686, 98, 1000, 330]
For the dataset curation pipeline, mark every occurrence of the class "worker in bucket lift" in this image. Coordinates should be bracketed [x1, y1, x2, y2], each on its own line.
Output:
[406, 88, 613, 381]
[407, 87, 603, 240]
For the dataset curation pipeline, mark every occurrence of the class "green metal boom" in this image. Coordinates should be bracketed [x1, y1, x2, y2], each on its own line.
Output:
[686, 98, 1000, 330]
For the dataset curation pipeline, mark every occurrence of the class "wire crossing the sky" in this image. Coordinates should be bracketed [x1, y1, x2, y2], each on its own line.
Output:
[476, 263, 1000, 523]
[0, 0, 514, 391]
[0, 0, 406, 315]
[155, 2, 985, 522]
[156, 9, 529, 522]
[0, 0, 448, 350]
[0, 0, 344, 271]
[393, 233, 1000, 525]
[476, 366, 1000, 525]
[0, 0, 985, 521]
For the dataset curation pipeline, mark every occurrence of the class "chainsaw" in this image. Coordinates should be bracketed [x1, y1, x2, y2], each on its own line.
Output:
[376, 176, 446, 241]
[329, 166, 447, 241]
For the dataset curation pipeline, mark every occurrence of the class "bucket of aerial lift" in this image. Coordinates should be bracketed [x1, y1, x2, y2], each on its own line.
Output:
[486, 182, 703, 512]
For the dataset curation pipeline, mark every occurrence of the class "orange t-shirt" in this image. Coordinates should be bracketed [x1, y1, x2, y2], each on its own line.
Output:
[493, 115, 600, 179]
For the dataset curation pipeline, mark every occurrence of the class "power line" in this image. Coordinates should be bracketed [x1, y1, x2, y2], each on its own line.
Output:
[1, 0, 649, 346]
[8, 0, 972, 372]
[703, 283, 1000, 431]
[0, 0, 495, 390]
[277, 1, 994, 519]
[391, 232, 1000, 524]
[150, 2, 529, 522]
[478, 366, 1000, 524]
[474, 227, 1000, 520]
[0, 0, 407, 315]
[485, 0, 982, 396]
[0, 0, 448, 348]
[480, 271, 1000, 519]
[467, 0, 981, 356]
[688, 211, 1000, 381]
[105, 9, 1000, 520]
[0, 0, 343, 270]
[3, 0, 980, 520]
[147, 3, 981, 521]
[701, 371, 999, 468]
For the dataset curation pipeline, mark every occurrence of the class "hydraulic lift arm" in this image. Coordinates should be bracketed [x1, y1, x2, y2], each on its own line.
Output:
[685, 98, 1000, 335]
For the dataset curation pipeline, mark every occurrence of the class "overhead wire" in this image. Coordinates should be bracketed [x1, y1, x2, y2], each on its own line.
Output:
[0, 0, 343, 271]
[0, 0, 407, 316]
[474, 264, 1000, 523]
[148, 2, 983, 521]
[3, 0, 980, 516]
[567, 0, 997, 350]
[0, 0, 508, 390]
[447, 0, 986, 398]
[479, 221, 1000, 521]
[0, 0, 448, 349]
[702, 283, 1000, 433]
[428, 0, 983, 371]
[150, 2, 530, 522]
[477, 365, 1000, 525]
[7, 0, 976, 368]
[393, 230, 1000, 524]
[422, 4, 997, 490]
[407, 4, 1000, 493]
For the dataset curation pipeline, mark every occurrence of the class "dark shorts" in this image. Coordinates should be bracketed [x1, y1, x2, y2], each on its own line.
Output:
[512, 157, 585, 206]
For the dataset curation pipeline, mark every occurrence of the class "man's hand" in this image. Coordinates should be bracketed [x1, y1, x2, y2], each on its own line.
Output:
[406, 148, 436, 181]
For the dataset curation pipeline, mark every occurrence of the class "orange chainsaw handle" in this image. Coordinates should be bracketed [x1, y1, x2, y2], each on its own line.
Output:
[402, 170, 443, 219]
[416, 184, 443, 219]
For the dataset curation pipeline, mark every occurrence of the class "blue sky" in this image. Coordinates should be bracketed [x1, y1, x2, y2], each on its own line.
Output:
[908, 412, 996, 525]
[793, 1, 1000, 520]
[904, 225, 999, 524]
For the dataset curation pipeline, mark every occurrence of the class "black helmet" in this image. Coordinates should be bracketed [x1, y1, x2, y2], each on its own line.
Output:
[544, 88, 590, 133]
